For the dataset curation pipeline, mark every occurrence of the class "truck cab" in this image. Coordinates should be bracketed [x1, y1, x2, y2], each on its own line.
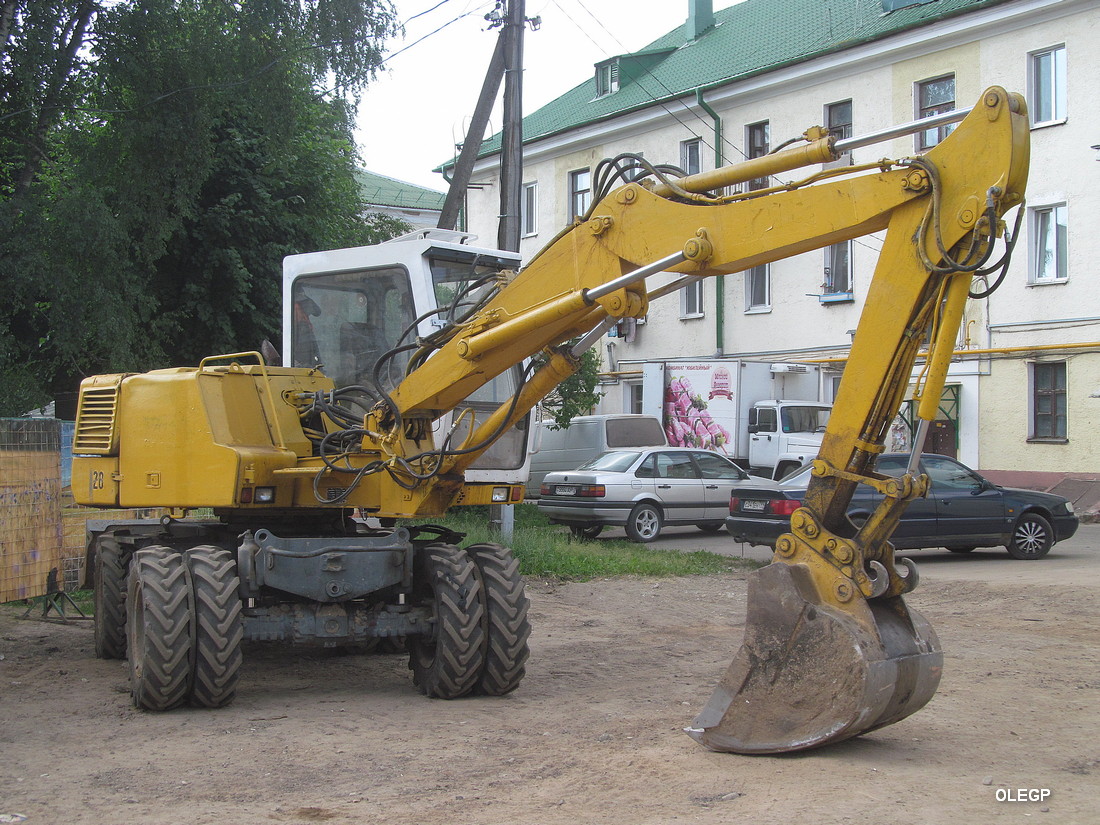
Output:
[747, 400, 831, 479]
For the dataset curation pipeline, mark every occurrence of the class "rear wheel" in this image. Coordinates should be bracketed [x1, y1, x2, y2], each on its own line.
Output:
[625, 502, 662, 543]
[127, 546, 193, 711]
[93, 534, 132, 660]
[408, 544, 486, 698]
[185, 546, 243, 708]
[465, 543, 531, 696]
[1007, 513, 1053, 560]
[569, 524, 604, 540]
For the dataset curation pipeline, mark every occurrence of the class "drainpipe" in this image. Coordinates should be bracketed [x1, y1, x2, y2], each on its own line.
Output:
[696, 88, 724, 356]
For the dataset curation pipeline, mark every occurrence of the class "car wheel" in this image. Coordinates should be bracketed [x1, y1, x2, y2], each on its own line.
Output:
[697, 522, 724, 534]
[1006, 513, 1053, 560]
[625, 502, 662, 543]
[569, 525, 604, 540]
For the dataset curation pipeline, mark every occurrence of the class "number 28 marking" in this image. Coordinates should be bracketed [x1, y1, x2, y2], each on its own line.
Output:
[90, 470, 105, 490]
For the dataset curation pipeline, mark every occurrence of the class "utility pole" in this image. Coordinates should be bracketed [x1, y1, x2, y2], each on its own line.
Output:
[497, 0, 525, 253]
[437, 36, 506, 231]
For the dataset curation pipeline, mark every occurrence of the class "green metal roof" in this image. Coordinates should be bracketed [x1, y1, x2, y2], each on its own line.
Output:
[356, 169, 446, 210]
[468, 0, 1014, 161]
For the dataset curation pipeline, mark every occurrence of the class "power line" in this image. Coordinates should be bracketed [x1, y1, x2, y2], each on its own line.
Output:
[382, 0, 497, 65]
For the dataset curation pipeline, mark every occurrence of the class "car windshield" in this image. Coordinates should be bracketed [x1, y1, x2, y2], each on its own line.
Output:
[576, 451, 642, 473]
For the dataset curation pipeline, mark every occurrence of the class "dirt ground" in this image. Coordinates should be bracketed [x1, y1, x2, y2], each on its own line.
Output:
[2, 531, 1098, 825]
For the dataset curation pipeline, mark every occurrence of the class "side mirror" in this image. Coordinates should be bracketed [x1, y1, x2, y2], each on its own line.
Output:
[747, 424, 759, 434]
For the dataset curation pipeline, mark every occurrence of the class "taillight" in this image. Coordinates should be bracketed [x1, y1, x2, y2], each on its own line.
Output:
[769, 499, 802, 516]
[578, 484, 605, 498]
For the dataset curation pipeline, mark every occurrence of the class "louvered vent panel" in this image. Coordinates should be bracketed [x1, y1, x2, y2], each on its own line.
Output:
[73, 385, 121, 455]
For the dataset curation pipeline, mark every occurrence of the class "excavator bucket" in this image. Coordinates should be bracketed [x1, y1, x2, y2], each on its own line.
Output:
[686, 560, 942, 754]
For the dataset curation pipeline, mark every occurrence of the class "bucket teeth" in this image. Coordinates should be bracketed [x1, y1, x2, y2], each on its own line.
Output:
[687, 561, 942, 754]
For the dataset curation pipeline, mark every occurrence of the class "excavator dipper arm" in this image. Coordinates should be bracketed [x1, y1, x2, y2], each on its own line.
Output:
[373, 88, 1029, 752]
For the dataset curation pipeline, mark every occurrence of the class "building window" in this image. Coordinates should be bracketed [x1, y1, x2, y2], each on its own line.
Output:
[521, 182, 538, 237]
[826, 99, 852, 163]
[627, 382, 644, 414]
[1031, 361, 1067, 441]
[595, 60, 619, 98]
[745, 264, 770, 311]
[680, 280, 703, 319]
[1030, 204, 1068, 283]
[916, 75, 955, 150]
[569, 168, 591, 220]
[680, 138, 702, 175]
[617, 152, 646, 182]
[822, 241, 852, 300]
[1030, 46, 1067, 126]
[746, 120, 769, 191]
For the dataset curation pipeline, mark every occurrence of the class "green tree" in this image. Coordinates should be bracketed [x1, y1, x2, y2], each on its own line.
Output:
[537, 345, 604, 430]
[0, 1, 401, 415]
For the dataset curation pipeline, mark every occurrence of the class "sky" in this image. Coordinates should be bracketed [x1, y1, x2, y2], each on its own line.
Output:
[355, 0, 710, 191]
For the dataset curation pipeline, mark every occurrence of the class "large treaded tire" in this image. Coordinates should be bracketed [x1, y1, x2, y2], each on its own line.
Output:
[408, 544, 486, 699]
[93, 534, 132, 660]
[185, 546, 243, 708]
[127, 546, 193, 711]
[465, 543, 531, 696]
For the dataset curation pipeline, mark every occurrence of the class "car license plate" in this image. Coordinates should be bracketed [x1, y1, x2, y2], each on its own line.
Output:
[742, 499, 766, 511]
[555, 485, 577, 496]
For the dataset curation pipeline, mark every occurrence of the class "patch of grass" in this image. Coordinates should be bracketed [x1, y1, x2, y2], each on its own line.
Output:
[411, 504, 760, 581]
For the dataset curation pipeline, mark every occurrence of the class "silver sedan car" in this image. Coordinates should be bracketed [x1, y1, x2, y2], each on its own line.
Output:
[536, 447, 753, 542]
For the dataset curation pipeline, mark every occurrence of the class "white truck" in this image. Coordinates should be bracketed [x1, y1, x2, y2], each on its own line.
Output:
[640, 360, 832, 479]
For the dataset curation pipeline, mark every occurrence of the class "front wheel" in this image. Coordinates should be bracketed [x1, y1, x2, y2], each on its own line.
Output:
[408, 544, 486, 698]
[465, 543, 531, 696]
[625, 502, 662, 543]
[1006, 513, 1053, 560]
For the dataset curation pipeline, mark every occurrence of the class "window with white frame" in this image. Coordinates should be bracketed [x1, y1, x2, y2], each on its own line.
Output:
[1030, 361, 1067, 441]
[1030, 46, 1067, 126]
[1030, 203, 1068, 283]
[746, 121, 769, 191]
[823, 241, 852, 297]
[680, 138, 702, 175]
[521, 182, 538, 237]
[745, 264, 770, 311]
[595, 60, 619, 98]
[569, 168, 591, 220]
[680, 280, 703, 319]
[627, 382, 644, 414]
[916, 75, 955, 150]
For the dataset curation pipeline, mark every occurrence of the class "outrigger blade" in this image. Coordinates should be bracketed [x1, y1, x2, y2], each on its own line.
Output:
[686, 561, 942, 754]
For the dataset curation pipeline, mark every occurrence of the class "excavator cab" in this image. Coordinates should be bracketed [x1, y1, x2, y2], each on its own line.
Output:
[282, 230, 532, 492]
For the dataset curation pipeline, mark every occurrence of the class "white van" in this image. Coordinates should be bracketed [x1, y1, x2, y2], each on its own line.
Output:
[526, 414, 667, 496]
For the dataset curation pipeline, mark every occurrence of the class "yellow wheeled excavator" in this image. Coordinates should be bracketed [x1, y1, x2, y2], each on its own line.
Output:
[72, 87, 1029, 752]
